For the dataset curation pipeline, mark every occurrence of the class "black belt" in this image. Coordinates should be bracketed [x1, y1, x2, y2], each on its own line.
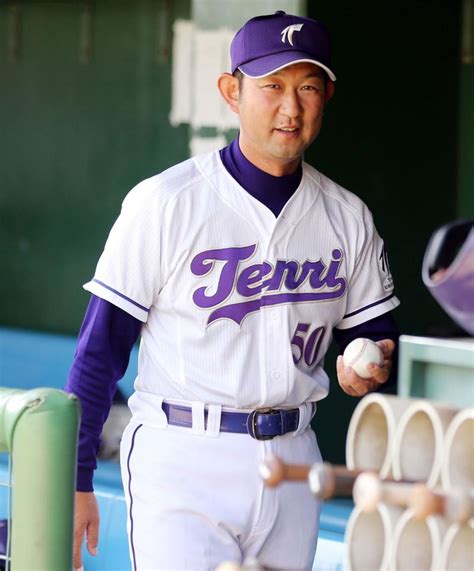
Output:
[162, 402, 309, 441]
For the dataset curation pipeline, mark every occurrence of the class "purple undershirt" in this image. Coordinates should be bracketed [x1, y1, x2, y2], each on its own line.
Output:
[66, 139, 399, 492]
[219, 138, 302, 216]
[65, 295, 141, 491]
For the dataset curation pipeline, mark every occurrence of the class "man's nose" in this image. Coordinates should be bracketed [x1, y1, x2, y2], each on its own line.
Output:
[279, 90, 302, 117]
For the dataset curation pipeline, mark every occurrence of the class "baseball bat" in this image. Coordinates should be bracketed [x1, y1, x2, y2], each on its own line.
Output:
[259, 454, 311, 485]
[410, 486, 474, 523]
[353, 471, 415, 512]
[260, 455, 363, 499]
[354, 472, 474, 523]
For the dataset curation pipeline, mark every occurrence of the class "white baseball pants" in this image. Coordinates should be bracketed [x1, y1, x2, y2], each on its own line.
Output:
[120, 404, 321, 571]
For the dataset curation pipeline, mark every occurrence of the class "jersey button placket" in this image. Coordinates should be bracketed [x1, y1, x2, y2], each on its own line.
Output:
[264, 236, 288, 403]
[265, 309, 283, 397]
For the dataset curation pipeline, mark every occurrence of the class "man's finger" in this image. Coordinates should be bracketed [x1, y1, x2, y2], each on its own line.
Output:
[337, 354, 391, 394]
[86, 520, 99, 556]
[367, 362, 391, 383]
[376, 339, 395, 357]
[337, 356, 380, 395]
[348, 377, 379, 395]
[73, 525, 85, 569]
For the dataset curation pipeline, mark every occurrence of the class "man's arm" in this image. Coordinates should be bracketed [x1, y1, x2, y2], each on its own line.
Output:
[65, 295, 141, 569]
[333, 312, 399, 396]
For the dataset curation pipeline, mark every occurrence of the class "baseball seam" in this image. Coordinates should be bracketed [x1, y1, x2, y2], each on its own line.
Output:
[347, 339, 368, 367]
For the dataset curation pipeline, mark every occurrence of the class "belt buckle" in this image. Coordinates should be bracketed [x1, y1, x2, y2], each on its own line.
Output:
[247, 408, 280, 441]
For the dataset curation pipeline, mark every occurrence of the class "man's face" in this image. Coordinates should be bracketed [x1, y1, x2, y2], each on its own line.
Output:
[235, 62, 332, 175]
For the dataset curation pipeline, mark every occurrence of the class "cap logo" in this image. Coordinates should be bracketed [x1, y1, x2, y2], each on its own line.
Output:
[280, 23, 304, 46]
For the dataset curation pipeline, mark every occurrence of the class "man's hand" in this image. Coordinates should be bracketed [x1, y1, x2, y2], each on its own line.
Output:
[336, 339, 395, 396]
[73, 491, 100, 570]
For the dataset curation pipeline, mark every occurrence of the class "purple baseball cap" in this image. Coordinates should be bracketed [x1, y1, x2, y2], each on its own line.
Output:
[230, 11, 336, 81]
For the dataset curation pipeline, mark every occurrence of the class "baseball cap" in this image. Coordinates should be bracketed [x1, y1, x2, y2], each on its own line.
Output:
[230, 11, 336, 81]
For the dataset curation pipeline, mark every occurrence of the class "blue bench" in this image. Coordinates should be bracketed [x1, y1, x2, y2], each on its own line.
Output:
[0, 326, 350, 570]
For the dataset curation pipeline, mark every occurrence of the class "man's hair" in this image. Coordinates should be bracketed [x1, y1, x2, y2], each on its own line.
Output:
[233, 69, 244, 93]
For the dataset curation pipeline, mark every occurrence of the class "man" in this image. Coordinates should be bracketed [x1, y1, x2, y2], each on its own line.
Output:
[68, 11, 399, 571]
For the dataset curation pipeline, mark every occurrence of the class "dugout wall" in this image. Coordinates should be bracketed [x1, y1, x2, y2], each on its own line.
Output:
[0, 0, 471, 465]
[0, 0, 468, 336]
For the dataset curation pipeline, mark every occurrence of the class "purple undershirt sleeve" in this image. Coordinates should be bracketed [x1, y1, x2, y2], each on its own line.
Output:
[333, 311, 400, 394]
[65, 294, 142, 492]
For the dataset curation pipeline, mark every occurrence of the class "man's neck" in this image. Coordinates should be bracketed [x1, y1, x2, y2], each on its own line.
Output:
[238, 140, 301, 177]
[219, 138, 302, 217]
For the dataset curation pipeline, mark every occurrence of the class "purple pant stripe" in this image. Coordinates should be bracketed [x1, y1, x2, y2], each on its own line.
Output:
[127, 424, 143, 571]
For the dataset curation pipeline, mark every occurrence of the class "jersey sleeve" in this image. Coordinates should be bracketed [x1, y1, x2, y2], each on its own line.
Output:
[336, 207, 400, 329]
[83, 181, 162, 322]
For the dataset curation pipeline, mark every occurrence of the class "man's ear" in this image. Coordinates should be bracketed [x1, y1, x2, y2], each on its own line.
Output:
[218, 73, 240, 114]
[325, 80, 335, 104]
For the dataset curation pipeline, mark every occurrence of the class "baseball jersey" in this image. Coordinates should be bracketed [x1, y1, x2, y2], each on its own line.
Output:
[84, 150, 399, 410]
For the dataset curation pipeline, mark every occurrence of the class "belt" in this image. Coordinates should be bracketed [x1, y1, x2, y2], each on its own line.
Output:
[162, 402, 307, 441]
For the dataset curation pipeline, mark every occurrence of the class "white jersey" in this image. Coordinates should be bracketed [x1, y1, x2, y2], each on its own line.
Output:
[84, 150, 399, 410]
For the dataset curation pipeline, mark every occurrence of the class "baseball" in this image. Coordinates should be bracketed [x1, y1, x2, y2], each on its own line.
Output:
[342, 338, 383, 379]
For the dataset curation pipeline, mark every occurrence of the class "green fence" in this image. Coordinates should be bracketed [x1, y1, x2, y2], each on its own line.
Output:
[0, 388, 80, 571]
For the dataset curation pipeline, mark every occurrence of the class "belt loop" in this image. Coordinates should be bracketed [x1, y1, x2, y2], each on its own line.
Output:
[294, 402, 314, 436]
[191, 402, 205, 435]
[157, 396, 168, 428]
[279, 409, 288, 435]
[205, 404, 221, 438]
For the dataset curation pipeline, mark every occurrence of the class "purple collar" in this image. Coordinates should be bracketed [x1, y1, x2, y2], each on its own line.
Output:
[219, 138, 302, 217]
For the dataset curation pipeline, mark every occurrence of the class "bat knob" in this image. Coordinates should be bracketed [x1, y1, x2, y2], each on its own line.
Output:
[353, 472, 381, 512]
[259, 454, 285, 486]
[308, 463, 329, 498]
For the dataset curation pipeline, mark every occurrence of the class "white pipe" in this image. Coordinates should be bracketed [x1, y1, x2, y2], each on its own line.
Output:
[346, 394, 413, 478]
[441, 407, 474, 491]
[437, 522, 474, 571]
[392, 400, 459, 486]
[345, 503, 403, 571]
[390, 509, 446, 570]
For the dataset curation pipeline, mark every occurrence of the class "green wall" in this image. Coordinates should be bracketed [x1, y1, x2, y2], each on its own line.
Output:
[0, 1, 470, 463]
[0, 0, 190, 333]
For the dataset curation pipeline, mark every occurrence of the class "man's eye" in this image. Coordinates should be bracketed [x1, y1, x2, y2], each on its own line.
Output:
[263, 84, 280, 89]
[302, 85, 322, 92]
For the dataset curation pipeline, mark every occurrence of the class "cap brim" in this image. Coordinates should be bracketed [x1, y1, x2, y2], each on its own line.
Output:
[238, 51, 336, 82]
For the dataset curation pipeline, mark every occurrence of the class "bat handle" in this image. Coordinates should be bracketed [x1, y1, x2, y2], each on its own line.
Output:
[410, 486, 474, 523]
[283, 463, 311, 481]
[260, 455, 310, 486]
[310, 464, 362, 499]
[261, 456, 362, 500]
